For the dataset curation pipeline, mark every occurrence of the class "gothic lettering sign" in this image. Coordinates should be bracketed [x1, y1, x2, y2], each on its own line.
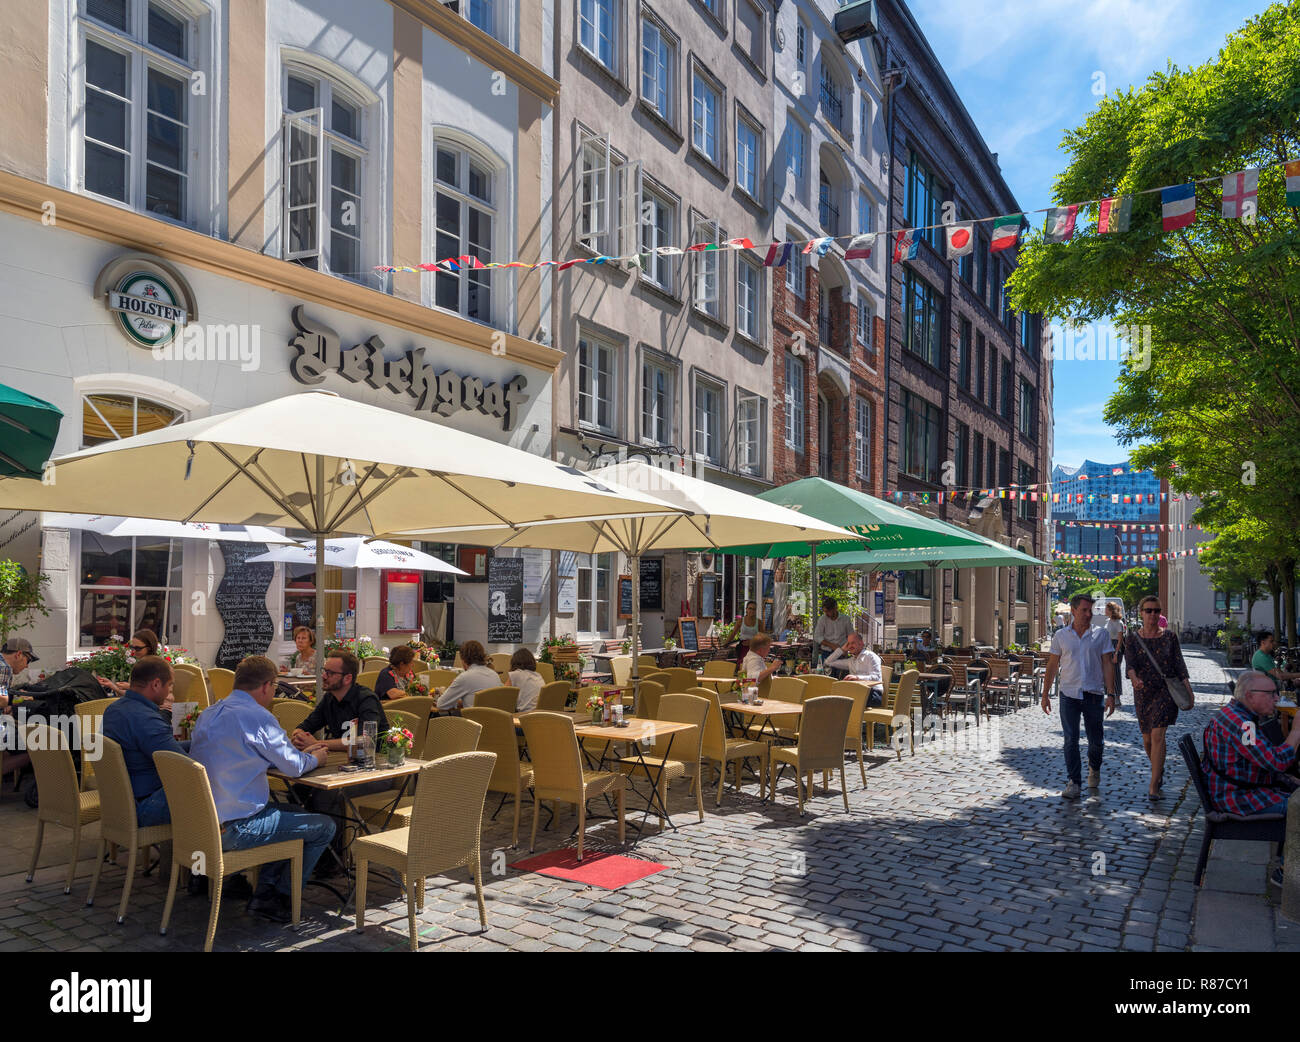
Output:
[287, 305, 530, 430]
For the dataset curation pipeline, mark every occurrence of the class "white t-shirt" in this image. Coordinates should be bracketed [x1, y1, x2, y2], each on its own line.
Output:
[436, 664, 502, 711]
[1049, 624, 1114, 700]
[741, 651, 768, 680]
[508, 668, 543, 712]
[1105, 618, 1124, 641]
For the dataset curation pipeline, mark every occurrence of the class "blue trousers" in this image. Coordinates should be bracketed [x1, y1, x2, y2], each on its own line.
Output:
[220, 805, 335, 898]
[135, 787, 172, 828]
[1060, 692, 1105, 785]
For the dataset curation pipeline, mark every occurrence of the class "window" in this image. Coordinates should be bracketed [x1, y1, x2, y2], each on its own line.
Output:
[952, 568, 962, 602]
[283, 69, 369, 280]
[859, 95, 873, 157]
[785, 353, 805, 450]
[955, 422, 969, 489]
[79, 535, 184, 649]
[898, 570, 932, 598]
[818, 170, 839, 235]
[82, 392, 181, 446]
[1003, 282, 1015, 331]
[903, 270, 941, 368]
[577, 133, 636, 256]
[986, 439, 997, 489]
[444, 0, 508, 43]
[857, 296, 873, 348]
[577, 333, 618, 434]
[736, 115, 760, 198]
[282, 556, 356, 642]
[959, 227, 974, 285]
[1016, 565, 1028, 603]
[975, 333, 986, 402]
[692, 217, 722, 319]
[1001, 359, 1013, 420]
[694, 377, 724, 464]
[786, 237, 806, 298]
[795, 19, 807, 73]
[786, 116, 807, 198]
[1019, 378, 1036, 438]
[1018, 461, 1034, 520]
[80, 0, 198, 223]
[641, 357, 674, 444]
[640, 17, 673, 121]
[579, 0, 616, 72]
[976, 246, 988, 305]
[905, 151, 945, 248]
[639, 183, 675, 291]
[957, 318, 971, 391]
[691, 70, 721, 164]
[901, 390, 941, 484]
[1020, 311, 1039, 356]
[577, 552, 613, 634]
[999, 449, 1011, 492]
[819, 58, 844, 132]
[988, 347, 998, 411]
[736, 392, 763, 475]
[857, 189, 872, 235]
[854, 398, 871, 481]
[737, 258, 760, 341]
[972, 432, 983, 489]
[434, 143, 495, 321]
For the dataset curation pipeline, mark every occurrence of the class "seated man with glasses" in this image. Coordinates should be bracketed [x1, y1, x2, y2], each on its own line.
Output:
[1202, 669, 1300, 821]
[290, 650, 388, 753]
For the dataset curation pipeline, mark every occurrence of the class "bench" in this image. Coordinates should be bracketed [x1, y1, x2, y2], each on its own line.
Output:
[1177, 733, 1285, 885]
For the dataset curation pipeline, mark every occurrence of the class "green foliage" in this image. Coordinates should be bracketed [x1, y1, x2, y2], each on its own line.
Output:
[1105, 566, 1158, 607]
[1008, 4, 1300, 567]
[1052, 560, 1102, 600]
[787, 558, 868, 630]
[0, 560, 50, 644]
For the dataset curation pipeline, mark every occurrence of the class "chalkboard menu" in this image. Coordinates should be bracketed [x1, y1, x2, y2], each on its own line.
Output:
[762, 599, 775, 631]
[618, 574, 634, 619]
[487, 556, 524, 643]
[638, 558, 663, 611]
[676, 616, 699, 652]
[215, 540, 275, 670]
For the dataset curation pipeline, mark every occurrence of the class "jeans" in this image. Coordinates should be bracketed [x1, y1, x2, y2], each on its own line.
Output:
[1060, 692, 1105, 785]
[220, 805, 335, 898]
[136, 787, 171, 828]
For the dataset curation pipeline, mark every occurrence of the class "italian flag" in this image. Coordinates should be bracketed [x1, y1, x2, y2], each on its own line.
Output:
[1287, 161, 1300, 206]
[990, 214, 1022, 252]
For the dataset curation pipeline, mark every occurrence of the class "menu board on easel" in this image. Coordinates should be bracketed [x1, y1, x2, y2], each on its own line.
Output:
[674, 617, 699, 652]
[617, 574, 634, 619]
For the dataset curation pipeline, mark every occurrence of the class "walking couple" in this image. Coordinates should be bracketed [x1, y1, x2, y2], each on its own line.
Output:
[1041, 593, 1190, 800]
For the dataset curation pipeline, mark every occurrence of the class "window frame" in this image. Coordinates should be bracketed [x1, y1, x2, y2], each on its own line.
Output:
[854, 397, 872, 482]
[905, 150, 945, 249]
[576, 331, 620, 436]
[640, 351, 676, 446]
[431, 137, 500, 323]
[784, 352, 805, 451]
[690, 63, 723, 167]
[693, 373, 725, 465]
[736, 254, 761, 343]
[957, 317, 972, 391]
[578, 0, 619, 75]
[576, 551, 614, 636]
[903, 269, 942, 369]
[735, 388, 764, 477]
[901, 389, 941, 484]
[786, 113, 808, 202]
[735, 109, 762, 200]
[690, 215, 723, 321]
[639, 13, 675, 124]
[638, 178, 677, 293]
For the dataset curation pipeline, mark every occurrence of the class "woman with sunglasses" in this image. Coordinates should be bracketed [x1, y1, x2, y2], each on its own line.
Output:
[97, 629, 161, 696]
[1121, 596, 1190, 800]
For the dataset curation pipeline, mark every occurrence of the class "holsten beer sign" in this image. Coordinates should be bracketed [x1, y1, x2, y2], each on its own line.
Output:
[287, 306, 529, 431]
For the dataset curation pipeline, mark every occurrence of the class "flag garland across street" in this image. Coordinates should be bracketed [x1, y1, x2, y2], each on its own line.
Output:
[376, 161, 1297, 275]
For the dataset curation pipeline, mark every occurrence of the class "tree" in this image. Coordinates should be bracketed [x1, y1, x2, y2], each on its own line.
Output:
[1051, 560, 1101, 601]
[787, 558, 869, 633]
[1105, 566, 1158, 609]
[1008, 4, 1300, 641]
[0, 560, 50, 644]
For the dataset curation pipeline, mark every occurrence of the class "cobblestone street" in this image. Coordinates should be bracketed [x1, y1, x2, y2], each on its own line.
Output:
[0, 647, 1274, 952]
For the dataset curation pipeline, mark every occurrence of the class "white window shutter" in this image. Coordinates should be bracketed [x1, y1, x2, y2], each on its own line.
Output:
[282, 108, 324, 260]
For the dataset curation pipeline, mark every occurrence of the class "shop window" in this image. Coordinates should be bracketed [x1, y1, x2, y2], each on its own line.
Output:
[282, 556, 357, 640]
[79, 535, 182, 648]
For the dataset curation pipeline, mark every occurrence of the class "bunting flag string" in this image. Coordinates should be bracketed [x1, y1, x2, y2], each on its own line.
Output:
[375, 159, 1297, 277]
[1053, 521, 1203, 532]
[1054, 546, 1205, 564]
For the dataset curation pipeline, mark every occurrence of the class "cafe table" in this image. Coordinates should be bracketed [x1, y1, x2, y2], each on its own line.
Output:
[718, 699, 804, 745]
[269, 752, 428, 908]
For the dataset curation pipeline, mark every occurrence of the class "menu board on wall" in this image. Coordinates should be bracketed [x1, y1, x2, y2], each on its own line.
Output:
[638, 558, 663, 611]
[214, 541, 275, 670]
[487, 556, 524, 643]
[618, 574, 634, 619]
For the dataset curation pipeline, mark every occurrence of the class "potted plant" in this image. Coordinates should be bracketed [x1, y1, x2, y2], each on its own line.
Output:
[404, 679, 431, 698]
[438, 639, 460, 665]
[585, 688, 606, 724]
[380, 711, 415, 767]
[664, 637, 677, 651]
[620, 638, 632, 654]
[66, 641, 134, 683]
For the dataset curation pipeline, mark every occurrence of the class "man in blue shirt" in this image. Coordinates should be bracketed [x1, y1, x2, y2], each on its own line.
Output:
[101, 656, 188, 827]
[189, 655, 334, 923]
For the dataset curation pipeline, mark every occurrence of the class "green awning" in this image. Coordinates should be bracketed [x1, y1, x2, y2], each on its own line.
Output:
[713, 477, 989, 557]
[819, 542, 1047, 570]
[0, 383, 63, 479]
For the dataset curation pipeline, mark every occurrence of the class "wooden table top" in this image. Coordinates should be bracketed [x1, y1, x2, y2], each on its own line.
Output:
[719, 699, 804, 717]
[573, 718, 695, 742]
[270, 753, 428, 789]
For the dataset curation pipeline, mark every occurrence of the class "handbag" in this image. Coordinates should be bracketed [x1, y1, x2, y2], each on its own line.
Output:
[1132, 632, 1194, 710]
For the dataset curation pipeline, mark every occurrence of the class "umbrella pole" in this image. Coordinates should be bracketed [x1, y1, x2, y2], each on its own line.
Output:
[629, 551, 641, 713]
[314, 455, 326, 705]
[809, 542, 819, 660]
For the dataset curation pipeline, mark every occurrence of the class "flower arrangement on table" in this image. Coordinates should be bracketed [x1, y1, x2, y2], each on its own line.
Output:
[324, 635, 384, 661]
[585, 688, 606, 722]
[620, 638, 631, 654]
[405, 637, 436, 662]
[178, 705, 203, 740]
[379, 711, 415, 765]
[793, 660, 811, 675]
[664, 637, 677, 651]
[404, 680, 431, 698]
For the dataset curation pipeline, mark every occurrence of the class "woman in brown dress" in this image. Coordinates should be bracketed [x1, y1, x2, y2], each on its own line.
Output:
[1122, 595, 1190, 800]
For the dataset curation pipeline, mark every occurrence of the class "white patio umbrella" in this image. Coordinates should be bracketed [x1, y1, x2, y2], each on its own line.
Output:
[2, 392, 685, 695]
[42, 512, 297, 544]
[394, 460, 868, 703]
[246, 537, 467, 575]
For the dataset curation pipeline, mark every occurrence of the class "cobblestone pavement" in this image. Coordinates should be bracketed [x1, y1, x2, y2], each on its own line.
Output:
[0, 647, 1244, 952]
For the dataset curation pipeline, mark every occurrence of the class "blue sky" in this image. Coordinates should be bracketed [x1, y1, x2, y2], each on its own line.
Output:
[908, 0, 1267, 469]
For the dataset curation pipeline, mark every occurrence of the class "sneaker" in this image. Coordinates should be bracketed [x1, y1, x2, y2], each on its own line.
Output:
[1087, 767, 1100, 788]
[246, 893, 292, 924]
[1270, 866, 1285, 887]
[1062, 781, 1082, 799]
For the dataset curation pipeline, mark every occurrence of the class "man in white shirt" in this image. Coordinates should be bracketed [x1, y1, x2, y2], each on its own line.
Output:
[812, 598, 854, 663]
[825, 633, 883, 706]
[1042, 593, 1118, 799]
[741, 634, 780, 686]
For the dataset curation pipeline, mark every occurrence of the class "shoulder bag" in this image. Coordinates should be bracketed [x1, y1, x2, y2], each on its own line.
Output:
[1133, 632, 1194, 710]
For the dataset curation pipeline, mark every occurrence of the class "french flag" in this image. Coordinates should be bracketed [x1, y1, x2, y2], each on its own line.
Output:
[1161, 184, 1197, 231]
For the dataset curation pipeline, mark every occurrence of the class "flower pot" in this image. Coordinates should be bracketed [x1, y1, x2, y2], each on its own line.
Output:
[386, 746, 406, 768]
[590, 711, 603, 725]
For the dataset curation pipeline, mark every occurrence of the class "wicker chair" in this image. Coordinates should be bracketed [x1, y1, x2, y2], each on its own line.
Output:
[171, 664, 208, 708]
[769, 695, 854, 815]
[520, 712, 625, 861]
[363, 656, 391, 671]
[800, 674, 835, 700]
[423, 668, 458, 690]
[462, 707, 534, 846]
[471, 686, 519, 712]
[662, 667, 698, 694]
[609, 655, 633, 687]
[536, 681, 571, 712]
[536, 661, 556, 684]
[356, 669, 383, 691]
[153, 750, 303, 952]
[640, 670, 672, 690]
[354, 751, 496, 951]
[488, 653, 513, 674]
[768, 675, 810, 740]
[25, 725, 102, 894]
[74, 698, 115, 791]
[637, 655, 659, 669]
[207, 668, 235, 701]
[634, 680, 665, 720]
[830, 680, 871, 787]
[696, 687, 769, 805]
[381, 697, 436, 759]
[272, 701, 314, 735]
[615, 693, 708, 825]
[864, 669, 918, 759]
[425, 716, 482, 760]
[85, 736, 172, 924]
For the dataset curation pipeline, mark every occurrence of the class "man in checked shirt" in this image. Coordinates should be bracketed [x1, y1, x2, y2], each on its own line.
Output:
[1202, 670, 1300, 818]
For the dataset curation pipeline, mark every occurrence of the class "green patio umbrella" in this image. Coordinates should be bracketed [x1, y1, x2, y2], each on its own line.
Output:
[0, 384, 62, 478]
[819, 542, 1047, 570]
